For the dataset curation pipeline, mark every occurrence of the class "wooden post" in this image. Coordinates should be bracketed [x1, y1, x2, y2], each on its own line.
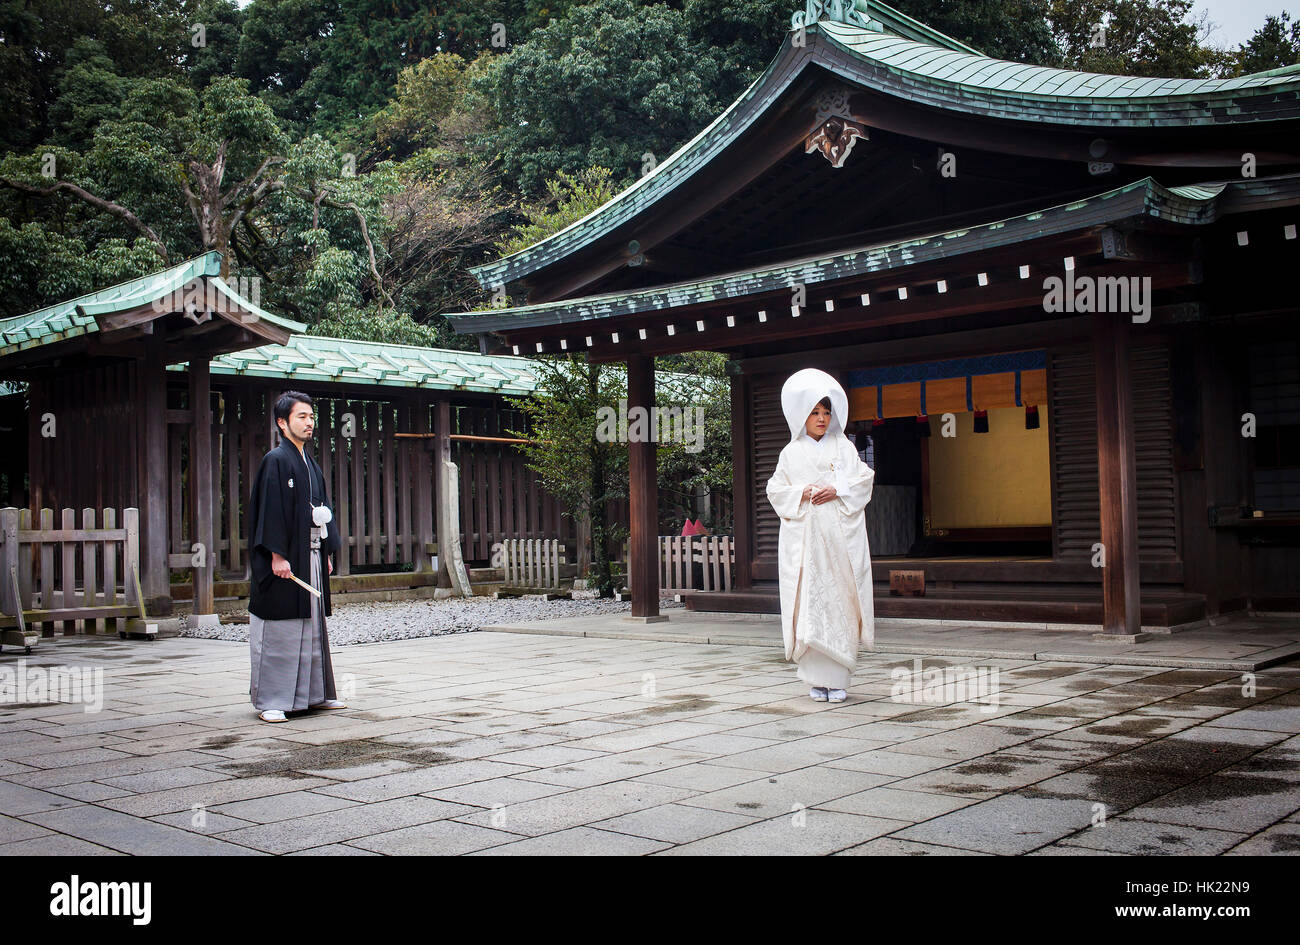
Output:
[124, 507, 140, 613]
[139, 335, 171, 613]
[225, 390, 241, 574]
[0, 507, 17, 618]
[189, 356, 215, 617]
[1093, 309, 1142, 636]
[414, 397, 435, 572]
[83, 508, 100, 633]
[730, 371, 753, 590]
[434, 398, 452, 587]
[27, 381, 44, 514]
[627, 355, 662, 620]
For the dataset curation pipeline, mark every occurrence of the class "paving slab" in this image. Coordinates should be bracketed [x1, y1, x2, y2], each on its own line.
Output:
[22, 804, 262, 855]
[470, 825, 671, 856]
[658, 809, 912, 855]
[1056, 816, 1247, 855]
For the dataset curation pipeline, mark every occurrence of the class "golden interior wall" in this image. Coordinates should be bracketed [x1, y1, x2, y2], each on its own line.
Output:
[926, 406, 1052, 529]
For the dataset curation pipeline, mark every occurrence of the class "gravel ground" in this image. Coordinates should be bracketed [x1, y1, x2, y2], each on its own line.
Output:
[180, 595, 685, 646]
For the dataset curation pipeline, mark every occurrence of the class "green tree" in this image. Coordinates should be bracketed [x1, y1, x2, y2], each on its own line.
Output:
[183, 0, 248, 91]
[0, 0, 195, 152]
[469, 0, 735, 196]
[1234, 12, 1300, 74]
[233, 0, 544, 140]
[655, 350, 734, 533]
[887, 0, 1057, 64]
[47, 39, 129, 148]
[496, 166, 626, 256]
[681, 0, 792, 93]
[1049, 0, 1218, 77]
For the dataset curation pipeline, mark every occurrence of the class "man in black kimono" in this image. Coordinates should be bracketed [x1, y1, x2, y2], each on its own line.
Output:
[247, 391, 346, 722]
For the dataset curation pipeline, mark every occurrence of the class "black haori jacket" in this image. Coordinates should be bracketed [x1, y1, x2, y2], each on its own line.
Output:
[248, 439, 341, 620]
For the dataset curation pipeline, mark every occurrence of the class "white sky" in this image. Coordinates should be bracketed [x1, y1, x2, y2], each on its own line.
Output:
[1193, 0, 1298, 48]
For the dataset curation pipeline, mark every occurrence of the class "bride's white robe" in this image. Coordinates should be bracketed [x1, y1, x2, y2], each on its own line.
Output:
[765, 379, 875, 688]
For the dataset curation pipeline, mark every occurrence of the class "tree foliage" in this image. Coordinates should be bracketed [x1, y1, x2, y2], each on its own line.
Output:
[467, 0, 735, 197]
[496, 166, 626, 257]
[1048, 0, 1223, 77]
[888, 0, 1057, 64]
[1232, 12, 1300, 74]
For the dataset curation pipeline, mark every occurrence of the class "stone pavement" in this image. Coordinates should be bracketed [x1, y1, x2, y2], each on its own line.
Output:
[1, 630, 1299, 855]
[487, 611, 1300, 671]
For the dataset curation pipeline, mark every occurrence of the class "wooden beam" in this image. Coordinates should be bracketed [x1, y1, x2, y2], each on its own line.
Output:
[578, 259, 1194, 364]
[1093, 309, 1142, 636]
[510, 231, 1111, 352]
[745, 317, 1096, 376]
[627, 354, 660, 619]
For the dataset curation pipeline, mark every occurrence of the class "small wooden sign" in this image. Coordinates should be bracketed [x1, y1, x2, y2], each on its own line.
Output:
[889, 570, 926, 597]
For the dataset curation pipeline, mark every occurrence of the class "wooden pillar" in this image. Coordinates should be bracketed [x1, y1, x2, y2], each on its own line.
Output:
[434, 397, 452, 587]
[413, 396, 434, 572]
[27, 378, 45, 515]
[1093, 310, 1141, 636]
[730, 370, 753, 590]
[139, 334, 171, 613]
[627, 355, 661, 619]
[189, 356, 215, 616]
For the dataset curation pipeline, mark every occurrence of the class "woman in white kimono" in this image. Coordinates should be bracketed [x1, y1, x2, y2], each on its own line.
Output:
[765, 369, 875, 703]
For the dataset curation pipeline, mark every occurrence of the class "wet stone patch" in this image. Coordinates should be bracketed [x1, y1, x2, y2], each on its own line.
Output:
[213, 738, 458, 778]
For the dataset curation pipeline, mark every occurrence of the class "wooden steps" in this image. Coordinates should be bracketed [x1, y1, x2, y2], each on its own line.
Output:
[681, 585, 1210, 628]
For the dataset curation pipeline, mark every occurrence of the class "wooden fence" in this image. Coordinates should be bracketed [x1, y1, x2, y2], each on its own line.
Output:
[168, 387, 620, 577]
[0, 507, 142, 645]
[658, 535, 735, 593]
[500, 538, 566, 590]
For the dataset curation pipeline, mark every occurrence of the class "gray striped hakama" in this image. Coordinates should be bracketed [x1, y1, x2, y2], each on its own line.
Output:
[249, 528, 337, 712]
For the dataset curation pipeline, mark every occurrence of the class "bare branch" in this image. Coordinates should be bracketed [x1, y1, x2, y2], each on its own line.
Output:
[1, 176, 170, 263]
[220, 154, 285, 211]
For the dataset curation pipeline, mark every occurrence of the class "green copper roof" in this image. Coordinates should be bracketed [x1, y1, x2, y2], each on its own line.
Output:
[169, 334, 714, 401]
[0, 251, 306, 359]
[469, 16, 1300, 293]
[174, 334, 547, 395]
[819, 20, 1300, 118]
[452, 174, 1300, 335]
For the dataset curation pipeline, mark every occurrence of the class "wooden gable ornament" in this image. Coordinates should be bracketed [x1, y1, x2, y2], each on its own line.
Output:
[806, 115, 868, 168]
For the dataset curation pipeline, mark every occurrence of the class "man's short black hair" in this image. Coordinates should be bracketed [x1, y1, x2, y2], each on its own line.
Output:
[274, 391, 313, 423]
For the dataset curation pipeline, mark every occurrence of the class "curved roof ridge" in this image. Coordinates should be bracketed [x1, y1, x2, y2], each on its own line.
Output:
[822, 21, 1300, 96]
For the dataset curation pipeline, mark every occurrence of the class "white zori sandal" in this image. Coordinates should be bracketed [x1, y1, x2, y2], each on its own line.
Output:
[827, 689, 848, 703]
[259, 710, 288, 723]
[311, 700, 348, 710]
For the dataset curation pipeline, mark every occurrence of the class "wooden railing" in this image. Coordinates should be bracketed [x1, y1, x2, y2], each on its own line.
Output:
[0, 507, 142, 649]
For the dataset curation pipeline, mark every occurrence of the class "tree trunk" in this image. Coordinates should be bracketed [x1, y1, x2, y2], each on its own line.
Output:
[576, 511, 592, 576]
